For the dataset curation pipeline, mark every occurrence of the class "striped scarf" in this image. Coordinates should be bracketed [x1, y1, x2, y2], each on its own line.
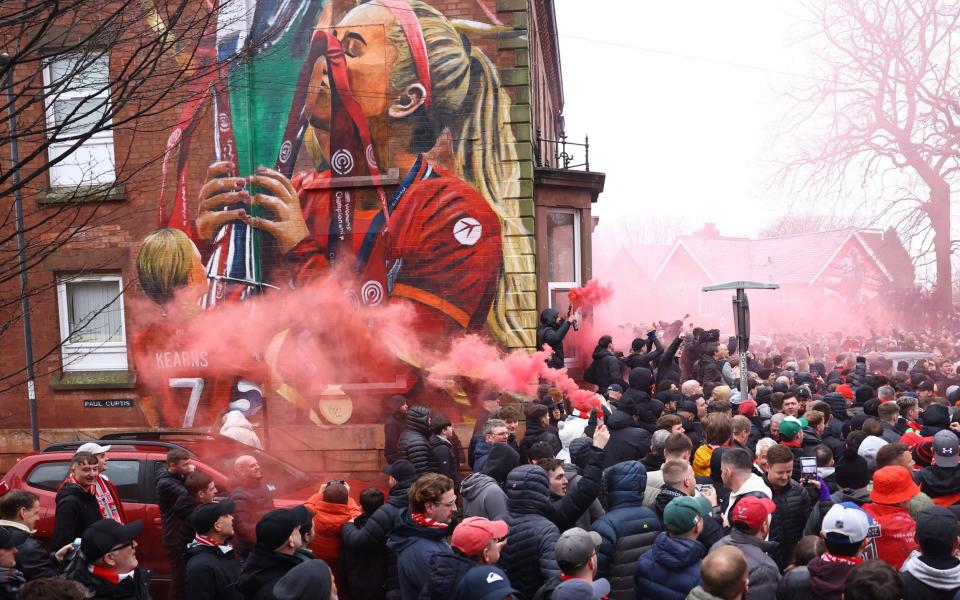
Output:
[71, 475, 122, 523]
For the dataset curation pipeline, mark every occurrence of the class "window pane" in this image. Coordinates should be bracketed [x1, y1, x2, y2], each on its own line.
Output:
[66, 280, 123, 343]
[26, 462, 69, 491]
[550, 288, 571, 316]
[104, 460, 140, 503]
[53, 97, 108, 135]
[48, 54, 109, 90]
[547, 211, 576, 281]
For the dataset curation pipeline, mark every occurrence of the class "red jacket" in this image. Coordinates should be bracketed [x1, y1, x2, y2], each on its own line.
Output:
[862, 502, 918, 569]
[304, 495, 361, 570]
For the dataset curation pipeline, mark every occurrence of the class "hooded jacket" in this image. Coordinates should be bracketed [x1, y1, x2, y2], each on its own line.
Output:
[590, 461, 660, 600]
[398, 406, 432, 475]
[724, 474, 772, 523]
[620, 368, 662, 432]
[303, 494, 361, 574]
[919, 465, 960, 499]
[157, 470, 189, 551]
[686, 587, 725, 600]
[519, 420, 562, 464]
[238, 545, 301, 600]
[633, 532, 705, 600]
[653, 486, 724, 552]
[340, 476, 415, 599]
[461, 444, 519, 520]
[53, 480, 103, 550]
[184, 540, 242, 600]
[603, 409, 652, 468]
[429, 434, 460, 485]
[900, 551, 960, 600]
[712, 529, 781, 600]
[587, 346, 626, 393]
[497, 465, 561, 599]
[386, 509, 453, 600]
[220, 411, 262, 448]
[803, 487, 871, 537]
[549, 446, 604, 531]
[537, 308, 571, 369]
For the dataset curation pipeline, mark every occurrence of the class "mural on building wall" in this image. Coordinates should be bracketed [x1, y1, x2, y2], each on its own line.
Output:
[133, 0, 532, 428]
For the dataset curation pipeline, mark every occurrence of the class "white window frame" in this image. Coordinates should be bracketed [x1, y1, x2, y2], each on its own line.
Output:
[57, 274, 128, 371]
[42, 53, 116, 186]
[545, 209, 582, 366]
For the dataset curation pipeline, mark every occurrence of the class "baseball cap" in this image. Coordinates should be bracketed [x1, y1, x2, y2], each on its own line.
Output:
[729, 496, 776, 530]
[81, 519, 144, 563]
[555, 527, 602, 570]
[607, 384, 623, 394]
[738, 400, 758, 417]
[915, 506, 960, 556]
[76, 442, 111, 455]
[663, 496, 712, 535]
[553, 578, 612, 600]
[0, 527, 27, 550]
[457, 566, 519, 600]
[821, 502, 871, 544]
[383, 460, 417, 482]
[451, 517, 508, 556]
[871, 466, 921, 504]
[933, 430, 959, 467]
[778, 416, 807, 441]
[916, 380, 934, 392]
[256, 508, 300, 550]
[190, 500, 236, 534]
[795, 387, 811, 399]
[677, 400, 699, 415]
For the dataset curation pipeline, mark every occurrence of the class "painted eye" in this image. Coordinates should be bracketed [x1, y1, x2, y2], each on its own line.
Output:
[344, 38, 365, 58]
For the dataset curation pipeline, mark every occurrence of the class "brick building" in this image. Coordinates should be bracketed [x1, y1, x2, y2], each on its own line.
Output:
[0, 0, 604, 478]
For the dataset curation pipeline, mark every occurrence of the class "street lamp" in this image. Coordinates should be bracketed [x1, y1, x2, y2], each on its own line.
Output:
[702, 281, 779, 402]
[1, 52, 40, 451]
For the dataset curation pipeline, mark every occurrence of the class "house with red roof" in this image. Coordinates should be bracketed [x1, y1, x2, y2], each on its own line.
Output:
[618, 223, 914, 332]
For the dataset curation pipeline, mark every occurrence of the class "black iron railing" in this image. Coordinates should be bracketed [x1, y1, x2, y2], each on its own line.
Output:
[535, 128, 590, 171]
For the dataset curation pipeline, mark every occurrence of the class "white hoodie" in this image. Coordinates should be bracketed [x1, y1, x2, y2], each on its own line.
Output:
[220, 410, 263, 449]
[725, 472, 773, 523]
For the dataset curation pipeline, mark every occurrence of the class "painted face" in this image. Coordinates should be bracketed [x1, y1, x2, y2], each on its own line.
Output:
[307, 3, 401, 136]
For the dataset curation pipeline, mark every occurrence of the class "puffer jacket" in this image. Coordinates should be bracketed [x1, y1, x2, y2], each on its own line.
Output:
[822, 392, 849, 422]
[519, 420, 562, 464]
[603, 410, 651, 468]
[767, 479, 816, 571]
[386, 509, 452, 600]
[398, 406, 432, 475]
[537, 308, 571, 369]
[341, 476, 415, 599]
[590, 461, 660, 600]
[497, 466, 560, 599]
[712, 529, 780, 600]
[803, 487, 871, 537]
[653, 486, 724, 551]
[633, 532, 704, 600]
[422, 552, 475, 600]
[156, 470, 189, 549]
[549, 446, 604, 531]
[587, 346, 626, 393]
[620, 368, 662, 432]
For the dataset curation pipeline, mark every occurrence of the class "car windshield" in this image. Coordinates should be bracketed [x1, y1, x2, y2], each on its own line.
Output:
[195, 444, 315, 496]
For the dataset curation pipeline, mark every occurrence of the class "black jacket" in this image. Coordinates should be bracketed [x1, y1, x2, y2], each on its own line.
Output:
[549, 447, 604, 531]
[498, 465, 561, 599]
[603, 410, 651, 468]
[238, 546, 301, 600]
[590, 461, 660, 600]
[423, 552, 476, 600]
[767, 479, 816, 570]
[919, 465, 960, 499]
[398, 406, 432, 475]
[429, 435, 460, 486]
[653, 486, 724, 551]
[156, 470, 189, 550]
[184, 541, 242, 600]
[697, 355, 723, 385]
[519, 421, 562, 464]
[384, 407, 407, 465]
[587, 346, 626, 393]
[655, 335, 683, 385]
[70, 565, 152, 600]
[341, 477, 414, 600]
[537, 308, 571, 369]
[0, 524, 58, 581]
[53, 481, 102, 550]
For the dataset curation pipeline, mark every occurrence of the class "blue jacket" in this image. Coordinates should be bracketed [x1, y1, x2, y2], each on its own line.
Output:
[473, 440, 492, 473]
[633, 532, 704, 600]
[386, 509, 452, 600]
[591, 461, 660, 600]
[497, 465, 561, 599]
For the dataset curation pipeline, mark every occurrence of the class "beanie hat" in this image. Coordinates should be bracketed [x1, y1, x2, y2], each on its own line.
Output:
[834, 447, 870, 489]
[924, 404, 950, 429]
[913, 439, 935, 468]
[738, 400, 758, 417]
[857, 435, 888, 471]
[755, 386, 772, 405]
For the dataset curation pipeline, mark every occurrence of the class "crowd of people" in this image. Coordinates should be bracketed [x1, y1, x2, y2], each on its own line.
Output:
[5, 319, 960, 599]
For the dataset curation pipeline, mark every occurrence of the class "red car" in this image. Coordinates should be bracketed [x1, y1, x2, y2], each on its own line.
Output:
[0, 431, 356, 597]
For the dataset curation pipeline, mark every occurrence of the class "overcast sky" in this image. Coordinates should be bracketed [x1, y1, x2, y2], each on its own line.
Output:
[554, 1, 809, 240]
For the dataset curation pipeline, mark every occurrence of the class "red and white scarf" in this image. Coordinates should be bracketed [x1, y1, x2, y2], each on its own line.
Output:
[71, 475, 123, 524]
[411, 512, 449, 530]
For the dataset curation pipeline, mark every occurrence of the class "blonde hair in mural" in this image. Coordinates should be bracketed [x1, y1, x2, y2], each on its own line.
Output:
[137, 228, 195, 305]
[386, 0, 533, 348]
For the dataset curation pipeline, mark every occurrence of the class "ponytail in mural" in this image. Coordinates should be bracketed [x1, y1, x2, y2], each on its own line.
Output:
[386, 0, 533, 348]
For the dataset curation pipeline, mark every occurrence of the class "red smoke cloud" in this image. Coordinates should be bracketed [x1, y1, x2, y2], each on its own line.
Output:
[568, 279, 614, 310]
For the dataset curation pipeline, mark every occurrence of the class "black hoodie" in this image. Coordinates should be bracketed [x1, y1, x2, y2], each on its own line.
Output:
[537, 309, 571, 369]
[587, 346, 626, 393]
[919, 465, 960, 498]
[238, 546, 301, 600]
[619, 367, 663, 432]
[53, 481, 102, 550]
[603, 409, 651, 468]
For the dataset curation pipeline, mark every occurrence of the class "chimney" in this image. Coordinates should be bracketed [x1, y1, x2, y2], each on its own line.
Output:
[695, 222, 720, 238]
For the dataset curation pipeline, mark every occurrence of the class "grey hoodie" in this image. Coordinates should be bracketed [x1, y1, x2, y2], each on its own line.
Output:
[686, 585, 725, 600]
[460, 472, 508, 520]
[901, 550, 960, 590]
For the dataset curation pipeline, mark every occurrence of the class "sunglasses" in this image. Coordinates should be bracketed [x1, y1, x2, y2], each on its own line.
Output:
[108, 541, 133, 553]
